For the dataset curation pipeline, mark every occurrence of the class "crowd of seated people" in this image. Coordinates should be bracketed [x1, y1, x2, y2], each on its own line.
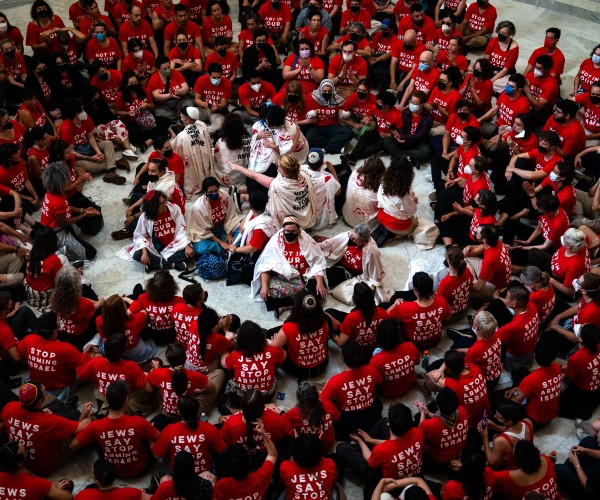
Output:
[2, 0, 600, 498]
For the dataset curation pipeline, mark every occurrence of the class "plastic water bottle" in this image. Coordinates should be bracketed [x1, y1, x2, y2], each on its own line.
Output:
[421, 350, 430, 370]
[550, 451, 557, 464]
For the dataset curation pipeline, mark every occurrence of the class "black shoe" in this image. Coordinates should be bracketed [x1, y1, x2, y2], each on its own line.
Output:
[217, 397, 233, 416]
[447, 328, 473, 341]
[139, 142, 148, 154]
[7, 377, 22, 389]
[144, 474, 160, 495]
[410, 158, 421, 169]
[173, 261, 187, 272]
[340, 154, 356, 167]
[66, 396, 79, 408]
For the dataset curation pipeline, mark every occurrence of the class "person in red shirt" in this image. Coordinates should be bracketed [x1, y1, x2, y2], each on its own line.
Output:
[164, 4, 204, 57]
[152, 450, 214, 499]
[436, 246, 475, 318]
[340, 0, 371, 34]
[327, 40, 368, 99]
[172, 283, 204, 348]
[435, 36, 469, 76]
[122, 38, 157, 85]
[426, 67, 462, 132]
[0, 294, 24, 383]
[459, 58, 494, 117]
[89, 64, 122, 105]
[524, 55, 559, 128]
[399, 50, 441, 110]
[459, 0, 496, 50]
[166, 31, 202, 88]
[75, 458, 150, 499]
[519, 266, 556, 329]
[479, 72, 530, 131]
[388, 272, 451, 348]
[192, 63, 231, 134]
[205, 36, 238, 83]
[85, 22, 123, 70]
[543, 99, 587, 158]
[389, 30, 426, 94]
[368, 19, 398, 90]
[118, 4, 159, 56]
[71, 379, 158, 478]
[320, 340, 383, 440]
[573, 82, 600, 147]
[202, 1, 233, 48]
[152, 395, 226, 474]
[484, 21, 519, 95]
[547, 226, 590, 296]
[525, 27, 565, 81]
[398, 3, 436, 49]
[338, 80, 377, 132]
[236, 71, 277, 124]
[148, 55, 194, 121]
[370, 319, 420, 399]
[574, 44, 600, 94]
[418, 388, 469, 467]
[0, 40, 28, 103]
[259, 0, 293, 49]
[281, 38, 325, 95]
[336, 402, 424, 499]
[443, 448, 496, 499]
[112, 0, 144, 27]
[26, 1, 65, 56]
[434, 12, 463, 51]
[0, 380, 93, 476]
[79, 0, 117, 37]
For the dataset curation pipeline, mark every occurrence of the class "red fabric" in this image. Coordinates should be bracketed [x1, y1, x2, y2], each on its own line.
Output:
[152, 209, 177, 246]
[0, 52, 27, 80]
[377, 208, 413, 231]
[223, 346, 285, 392]
[129, 293, 184, 331]
[539, 208, 569, 243]
[410, 65, 440, 94]
[427, 88, 461, 124]
[389, 297, 451, 347]
[26, 16, 65, 52]
[485, 37, 519, 70]
[25, 254, 62, 291]
[497, 302, 540, 358]
[0, 401, 78, 476]
[322, 0, 342, 13]
[460, 74, 493, 112]
[164, 20, 202, 48]
[249, 228, 270, 250]
[574, 298, 600, 330]
[186, 327, 232, 369]
[443, 467, 495, 499]
[480, 242, 512, 289]
[146, 367, 208, 415]
[281, 54, 325, 95]
[527, 149, 561, 175]
[1, 27, 24, 51]
[340, 10, 371, 30]
[528, 47, 565, 77]
[320, 365, 382, 411]
[435, 50, 469, 72]
[566, 346, 600, 391]
[282, 320, 329, 368]
[462, 173, 491, 206]
[153, 3, 175, 24]
[122, 51, 156, 80]
[74, 487, 143, 499]
[437, 269, 474, 315]
[280, 458, 337, 500]
[328, 55, 368, 87]
[112, 0, 144, 23]
[339, 245, 363, 273]
[464, 3, 497, 32]
[258, 3, 293, 33]
[58, 297, 95, 336]
[152, 420, 226, 474]
[0, 321, 18, 363]
[76, 414, 157, 478]
[59, 117, 95, 146]
[180, 0, 207, 22]
[148, 69, 187, 96]
[284, 401, 340, 452]
[398, 15, 436, 45]
[434, 28, 463, 51]
[443, 363, 490, 428]
[368, 428, 424, 478]
[0, 471, 52, 499]
[214, 460, 273, 500]
[297, 26, 329, 54]
[202, 15, 233, 41]
[27, 144, 50, 173]
[171, 303, 201, 347]
[525, 72, 559, 110]
[420, 406, 469, 463]
[494, 455, 561, 500]
[238, 81, 277, 110]
[496, 93, 531, 127]
[370, 106, 403, 135]
[306, 96, 340, 127]
[19, 102, 47, 129]
[84, 37, 123, 67]
[340, 307, 389, 350]
[77, 357, 147, 396]
[205, 50, 239, 80]
[118, 19, 154, 48]
[220, 409, 293, 450]
[392, 41, 425, 73]
[502, 129, 539, 156]
[529, 286, 556, 326]
[575, 92, 600, 133]
[238, 30, 275, 50]
[40, 192, 70, 228]
[96, 311, 147, 349]
[519, 363, 563, 423]
[445, 112, 480, 143]
[80, 15, 115, 37]
[551, 246, 590, 287]
[0, 159, 28, 192]
[283, 240, 309, 276]
[543, 116, 587, 157]
[465, 334, 503, 381]
[371, 32, 399, 55]
[577, 58, 600, 92]
[17, 335, 90, 391]
[193, 74, 233, 105]
[370, 342, 421, 398]
[91, 69, 122, 104]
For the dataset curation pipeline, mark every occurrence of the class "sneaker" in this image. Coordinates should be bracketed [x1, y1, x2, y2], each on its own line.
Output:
[111, 229, 133, 240]
[447, 328, 474, 341]
[576, 428, 588, 440]
[122, 149, 138, 160]
[233, 193, 243, 212]
[575, 418, 595, 437]
[122, 196, 131, 205]
[428, 191, 437, 201]
[340, 154, 356, 167]
[103, 172, 126, 185]
[173, 261, 187, 272]
[115, 157, 131, 171]
[228, 185, 237, 198]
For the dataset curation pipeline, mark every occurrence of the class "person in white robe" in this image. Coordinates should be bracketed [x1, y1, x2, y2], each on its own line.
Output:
[301, 148, 341, 230]
[213, 113, 251, 188]
[228, 191, 277, 256]
[342, 156, 385, 228]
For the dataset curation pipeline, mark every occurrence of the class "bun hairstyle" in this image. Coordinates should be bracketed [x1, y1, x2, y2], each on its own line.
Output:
[166, 343, 189, 396]
[520, 266, 550, 289]
[242, 389, 265, 449]
[446, 246, 466, 275]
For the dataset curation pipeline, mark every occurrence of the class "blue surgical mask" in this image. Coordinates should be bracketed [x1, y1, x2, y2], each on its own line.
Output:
[504, 84, 515, 95]
[573, 278, 581, 292]
[549, 171, 559, 182]
[210, 77, 221, 86]
[592, 54, 600, 65]
[409, 103, 419, 113]
[95, 33, 106, 42]
[418, 62, 429, 72]
[207, 192, 219, 201]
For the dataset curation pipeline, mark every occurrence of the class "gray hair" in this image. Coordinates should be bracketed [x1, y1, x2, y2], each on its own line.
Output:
[496, 20, 516, 37]
[51, 266, 83, 318]
[349, 22, 367, 38]
[474, 311, 497, 339]
[353, 224, 371, 243]
[562, 228, 586, 253]
[520, 266, 550, 288]
[42, 161, 70, 195]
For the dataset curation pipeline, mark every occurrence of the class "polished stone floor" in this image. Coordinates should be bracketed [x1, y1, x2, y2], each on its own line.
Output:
[3, 0, 600, 496]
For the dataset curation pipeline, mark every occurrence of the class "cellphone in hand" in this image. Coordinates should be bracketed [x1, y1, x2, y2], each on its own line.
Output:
[481, 410, 488, 429]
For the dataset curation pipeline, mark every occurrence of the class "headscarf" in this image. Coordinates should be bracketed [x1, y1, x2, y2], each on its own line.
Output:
[311, 79, 344, 107]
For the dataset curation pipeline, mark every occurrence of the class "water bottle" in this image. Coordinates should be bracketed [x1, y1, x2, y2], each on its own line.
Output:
[421, 350, 430, 370]
[550, 451, 557, 464]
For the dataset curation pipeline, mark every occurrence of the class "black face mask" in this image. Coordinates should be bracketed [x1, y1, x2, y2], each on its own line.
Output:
[357, 91, 368, 100]
[404, 43, 414, 50]
[57, 64, 67, 71]
[321, 92, 332, 101]
[163, 149, 173, 157]
[473, 69, 482, 77]
[497, 33, 508, 42]
[98, 72, 109, 81]
[348, 237, 357, 247]
[381, 31, 391, 38]
[350, 6, 359, 13]
[38, 9, 50, 18]
[591, 96, 600, 105]
[272, 1, 281, 8]
[147, 175, 159, 183]
[36, 68, 46, 77]
[413, 17, 424, 26]
[437, 81, 447, 90]
[287, 94, 299, 103]
[477, 0, 487, 8]
[554, 115, 566, 124]
[177, 42, 188, 50]
[4, 50, 15, 58]
[350, 33, 360, 41]
[284, 232, 297, 242]
[128, 83, 143, 94]
[2, 122, 13, 130]
[538, 145, 549, 153]
[257, 42, 269, 51]
[217, 48, 227, 57]
[375, 103, 383, 110]
[471, 199, 479, 209]
[457, 111, 469, 121]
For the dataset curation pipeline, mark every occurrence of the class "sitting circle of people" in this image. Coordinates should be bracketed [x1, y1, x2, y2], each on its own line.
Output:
[2, 0, 600, 498]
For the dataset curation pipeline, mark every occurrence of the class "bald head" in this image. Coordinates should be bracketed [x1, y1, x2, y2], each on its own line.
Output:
[403, 29, 417, 45]
[419, 50, 434, 64]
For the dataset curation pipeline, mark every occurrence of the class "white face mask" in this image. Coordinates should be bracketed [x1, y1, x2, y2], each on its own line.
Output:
[342, 53, 353, 62]
[441, 24, 452, 34]
[78, 111, 87, 121]
[507, 307, 516, 316]
[455, 135, 464, 145]
[299, 49, 310, 58]
[573, 278, 581, 292]
[0, 22, 7, 32]
[133, 50, 143, 59]
[250, 83, 261, 92]
[408, 103, 419, 113]
[574, 323, 582, 337]
[534, 68, 543, 78]
[514, 129, 525, 139]
[463, 165, 473, 175]
[549, 171, 559, 182]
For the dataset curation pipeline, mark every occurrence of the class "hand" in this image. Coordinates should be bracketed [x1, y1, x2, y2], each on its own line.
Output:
[124, 215, 135, 227]
[219, 314, 232, 332]
[504, 388, 519, 400]
[477, 421, 488, 435]
[81, 402, 94, 418]
[362, 115, 373, 125]
[210, 103, 218, 112]
[0, 275, 7, 283]
[514, 239, 528, 246]
[440, 213, 452, 222]
[447, 171, 456, 180]
[56, 479, 73, 491]
[128, 110, 137, 117]
[574, 156, 582, 169]
[264, 139, 277, 150]
[463, 245, 472, 256]
[226, 233, 234, 244]
[349, 433, 364, 444]
[17, 247, 28, 260]
[548, 316, 560, 329]
[316, 282, 328, 298]
[11, 207, 23, 218]
[442, 152, 453, 160]
[140, 250, 150, 266]
[185, 244, 194, 258]
[90, 153, 103, 162]
[253, 419, 268, 436]
[568, 449, 581, 467]
[84, 207, 101, 217]
[300, 57, 310, 68]
[356, 428, 372, 444]
[452, 202, 462, 211]
[151, 358, 162, 370]
[84, 173, 93, 182]
[260, 285, 270, 301]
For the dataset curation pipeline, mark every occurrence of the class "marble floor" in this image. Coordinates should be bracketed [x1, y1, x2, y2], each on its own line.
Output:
[3, 0, 600, 496]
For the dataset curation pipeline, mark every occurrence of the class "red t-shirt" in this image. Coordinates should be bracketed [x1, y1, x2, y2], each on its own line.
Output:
[370, 342, 421, 398]
[58, 296, 96, 336]
[528, 47, 565, 78]
[284, 401, 340, 452]
[152, 420, 226, 474]
[461, 74, 493, 112]
[258, 3, 293, 34]
[280, 458, 337, 500]
[187, 327, 232, 369]
[76, 357, 147, 396]
[19, 102, 47, 130]
[465, 334, 503, 381]
[328, 55, 368, 87]
[74, 487, 144, 499]
[147, 367, 208, 415]
[420, 406, 469, 463]
[112, 0, 143, 23]
[577, 58, 600, 92]
[96, 311, 147, 350]
[0, 471, 52, 499]
[494, 455, 561, 500]
[41, 193, 70, 228]
[464, 3, 497, 32]
[498, 302, 540, 358]
[283, 240, 309, 275]
[59, 117, 95, 146]
[1, 402, 78, 476]
[370, 106, 404, 135]
[392, 41, 425, 73]
[171, 303, 201, 347]
[17, 335, 91, 391]
[214, 460, 274, 500]
[282, 54, 325, 94]
[539, 209, 569, 243]
[0, 52, 26, 80]
[129, 292, 184, 331]
[398, 15, 436, 45]
[306, 96, 340, 127]
[25, 253, 62, 291]
[223, 346, 285, 392]
[84, 37, 123, 67]
[529, 286, 556, 326]
[91, 70, 122, 104]
[122, 51, 156, 80]
[205, 50, 239, 80]
[118, 19, 154, 48]
[80, 14, 115, 37]
[574, 298, 600, 330]
[320, 365, 382, 411]
[435, 50, 469, 73]
[390, 297, 451, 347]
[0, 321, 18, 363]
[445, 112, 480, 144]
[0, 159, 28, 192]
[444, 363, 490, 428]
[410, 65, 441, 94]
[519, 363, 563, 423]
[575, 92, 600, 133]
[164, 20, 202, 49]
[202, 15, 233, 41]
[220, 408, 293, 451]
[496, 93, 531, 127]
[371, 31, 399, 56]
[26, 16, 65, 53]
[525, 72, 559, 110]
[343, 92, 376, 125]
[485, 37, 519, 70]
[462, 173, 491, 207]
[282, 320, 329, 368]
[341, 307, 389, 351]
[148, 69, 187, 97]
[443, 467, 495, 500]
[502, 129, 539, 156]
[480, 242, 512, 289]
[437, 269, 474, 315]
[543, 116, 587, 157]
[152, 209, 177, 247]
[340, 9, 371, 30]
[551, 246, 590, 287]
[193, 74, 233, 105]
[427, 87, 461, 124]
[566, 346, 600, 391]
[368, 428, 424, 479]
[434, 28, 463, 51]
[238, 81, 277, 111]
[76, 414, 158, 478]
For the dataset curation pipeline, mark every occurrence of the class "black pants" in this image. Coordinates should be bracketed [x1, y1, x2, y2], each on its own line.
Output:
[125, 116, 171, 148]
[556, 436, 600, 499]
[132, 249, 187, 270]
[68, 192, 104, 236]
[430, 154, 451, 193]
[246, 163, 278, 197]
[437, 214, 472, 247]
[347, 130, 384, 162]
[333, 397, 383, 443]
[326, 265, 359, 290]
[434, 186, 463, 222]
[9, 305, 39, 339]
[558, 384, 600, 420]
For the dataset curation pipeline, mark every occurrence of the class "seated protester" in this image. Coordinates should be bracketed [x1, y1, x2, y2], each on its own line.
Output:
[193, 63, 231, 135]
[26, 127, 52, 195]
[0, 381, 93, 477]
[388, 271, 451, 349]
[295, 0, 333, 33]
[214, 113, 252, 189]
[18, 89, 57, 138]
[84, 21, 123, 70]
[114, 0, 145, 28]
[370, 319, 420, 399]
[228, 191, 277, 258]
[18, 313, 91, 401]
[435, 246, 475, 323]
[0, 39, 27, 104]
[340, 0, 371, 35]
[572, 80, 600, 148]
[425, 67, 462, 136]
[148, 55, 193, 122]
[168, 29, 203, 88]
[152, 450, 214, 499]
[300, 149, 341, 229]
[319, 224, 386, 302]
[75, 458, 151, 499]
[518, 267, 556, 329]
[484, 21, 519, 94]
[457, 59, 493, 117]
[152, 396, 226, 475]
[341, 91, 402, 165]
[137, 136, 185, 189]
[284, 381, 340, 453]
[543, 99, 587, 159]
[70, 380, 158, 478]
[441, 445, 495, 500]
[122, 38, 156, 86]
[205, 37, 238, 85]
[397, 2, 435, 48]
[556, 438, 600, 499]
[80, 0, 117, 37]
[173, 284, 207, 347]
[236, 71, 277, 124]
[221, 321, 285, 404]
[281, 39, 325, 96]
[0, 12, 24, 53]
[119, 189, 193, 272]
[575, 44, 600, 94]
[272, 81, 317, 132]
[96, 294, 156, 363]
[213, 424, 277, 500]
[187, 177, 240, 257]
[269, 290, 329, 377]
[389, 29, 426, 96]
[524, 27, 564, 82]
[258, 0, 292, 51]
[320, 341, 383, 441]
[417, 388, 469, 470]
[383, 91, 434, 164]
[458, 0, 496, 50]
[545, 227, 590, 297]
[0, 292, 25, 383]
[280, 434, 338, 500]
[241, 28, 282, 87]
[398, 50, 440, 110]
[523, 55, 560, 129]
[435, 36, 468, 77]
[559, 324, 600, 420]
[372, 156, 419, 246]
[305, 79, 355, 154]
[478, 402, 534, 471]
[0, 441, 73, 500]
[367, 19, 398, 90]
[145, 342, 212, 427]
[47, 51, 87, 103]
[328, 22, 372, 60]
[337, 402, 424, 498]
[420, 350, 490, 429]
[342, 155, 385, 228]
[88, 62, 123, 107]
[338, 80, 377, 141]
[129, 270, 185, 343]
[431, 98, 479, 165]
[165, 4, 204, 56]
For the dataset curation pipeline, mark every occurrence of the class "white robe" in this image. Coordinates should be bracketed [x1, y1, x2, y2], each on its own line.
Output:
[318, 232, 387, 303]
[377, 185, 417, 222]
[251, 229, 327, 300]
[342, 170, 379, 227]
[235, 211, 278, 247]
[171, 121, 214, 197]
[267, 171, 317, 229]
[147, 171, 185, 213]
[213, 136, 251, 187]
[248, 121, 309, 173]
[248, 120, 277, 174]
[301, 165, 340, 230]
[187, 190, 242, 242]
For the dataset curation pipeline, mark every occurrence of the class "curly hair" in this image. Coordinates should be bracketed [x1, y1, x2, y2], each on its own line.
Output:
[382, 157, 414, 197]
[356, 156, 385, 192]
[101, 295, 128, 339]
[142, 189, 165, 221]
[296, 382, 325, 428]
[145, 270, 179, 303]
[278, 154, 300, 181]
[286, 289, 327, 335]
[236, 320, 267, 357]
[220, 113, 249, 151]
[51, 267, 83, 318]
[42, 161, 70, 195]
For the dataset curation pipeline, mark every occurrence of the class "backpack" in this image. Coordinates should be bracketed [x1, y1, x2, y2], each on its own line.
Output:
[196, 252, 227, 280]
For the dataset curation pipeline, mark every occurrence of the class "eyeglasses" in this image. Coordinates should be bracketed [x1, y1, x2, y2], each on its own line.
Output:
[441, 22, 452, 26]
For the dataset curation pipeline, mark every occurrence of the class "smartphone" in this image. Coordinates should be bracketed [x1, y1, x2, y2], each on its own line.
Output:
[73, 260, 90, 269]
[481, 410, 488, 429]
